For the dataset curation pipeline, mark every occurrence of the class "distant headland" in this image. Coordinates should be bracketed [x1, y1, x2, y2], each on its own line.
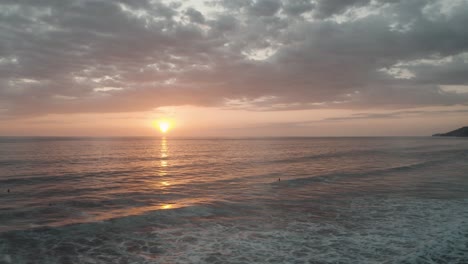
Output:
[433, 127, 468, 137]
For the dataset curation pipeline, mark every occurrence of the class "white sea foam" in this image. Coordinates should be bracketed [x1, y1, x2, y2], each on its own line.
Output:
[150, 197, 468, 264]
[2, 195, 466, 263]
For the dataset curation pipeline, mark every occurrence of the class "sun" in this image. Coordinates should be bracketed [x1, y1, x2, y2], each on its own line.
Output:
[153, 119, 173, 134]
[159, 122, 170, 133]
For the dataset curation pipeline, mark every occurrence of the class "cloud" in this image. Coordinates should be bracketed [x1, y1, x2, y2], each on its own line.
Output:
[233, 107, 468, 132]
[249, 0, 282, 16]
[282, 0, 315, 16]
[1, 0, 468, 118]
[313, 0, 370, 19]
[185, 7, 205, 24]
[322, 108, 468, 122]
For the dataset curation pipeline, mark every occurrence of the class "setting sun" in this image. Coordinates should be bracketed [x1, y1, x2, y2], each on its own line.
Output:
[153, 119, 173, 134]
[160, 122, 170, 133]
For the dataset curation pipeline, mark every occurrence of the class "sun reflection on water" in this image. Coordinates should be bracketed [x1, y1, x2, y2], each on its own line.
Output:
[159, 137, 169, 177]
[161, 204, 173, 209]
[160, 137, 168, 159]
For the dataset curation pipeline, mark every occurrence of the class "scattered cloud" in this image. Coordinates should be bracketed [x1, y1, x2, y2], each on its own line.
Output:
[1, 0, 468, 119]
[322, 108, 468, 122]
[232, 107, 468, 134]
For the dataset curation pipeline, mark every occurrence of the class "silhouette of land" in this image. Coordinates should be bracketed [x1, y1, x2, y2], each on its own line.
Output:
[433, 127, 468, 137]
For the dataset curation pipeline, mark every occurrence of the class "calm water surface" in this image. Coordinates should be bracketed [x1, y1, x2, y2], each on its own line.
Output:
[0, 137, 467, 263]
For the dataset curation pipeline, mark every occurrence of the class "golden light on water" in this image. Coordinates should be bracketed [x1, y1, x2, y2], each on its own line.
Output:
[161, 204, 173, 209]
[159, 137, 168, 176]
[161, 181, 170, 186]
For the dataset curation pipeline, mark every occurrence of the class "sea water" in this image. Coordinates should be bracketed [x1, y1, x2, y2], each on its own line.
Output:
[0, 137, 467, 263]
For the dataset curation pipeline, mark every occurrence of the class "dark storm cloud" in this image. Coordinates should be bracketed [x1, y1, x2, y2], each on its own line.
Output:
[1, 0, 468, 117]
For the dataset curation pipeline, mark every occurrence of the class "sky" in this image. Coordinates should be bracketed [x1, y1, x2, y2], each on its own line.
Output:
[1, 0, 468, 137]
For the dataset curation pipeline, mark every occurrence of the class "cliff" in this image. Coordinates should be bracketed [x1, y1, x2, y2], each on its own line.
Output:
[433, 127, 468, 137]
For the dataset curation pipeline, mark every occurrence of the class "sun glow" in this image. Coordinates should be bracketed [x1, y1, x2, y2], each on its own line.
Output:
[153, 119, 173, 134]
[159, 122, 170, 133]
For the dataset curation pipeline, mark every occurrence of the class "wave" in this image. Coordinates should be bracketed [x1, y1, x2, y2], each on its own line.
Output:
[269, 147, 468, 166]
[0, 168, 148, 186]
[1, 196, 467, 264]
[271, 158, 451, 187]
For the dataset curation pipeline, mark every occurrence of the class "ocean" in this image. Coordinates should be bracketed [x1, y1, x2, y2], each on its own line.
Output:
[0, 137, 467, 263]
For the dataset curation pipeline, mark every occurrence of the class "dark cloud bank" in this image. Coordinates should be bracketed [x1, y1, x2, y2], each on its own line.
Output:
[1, 0, 468, 117]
